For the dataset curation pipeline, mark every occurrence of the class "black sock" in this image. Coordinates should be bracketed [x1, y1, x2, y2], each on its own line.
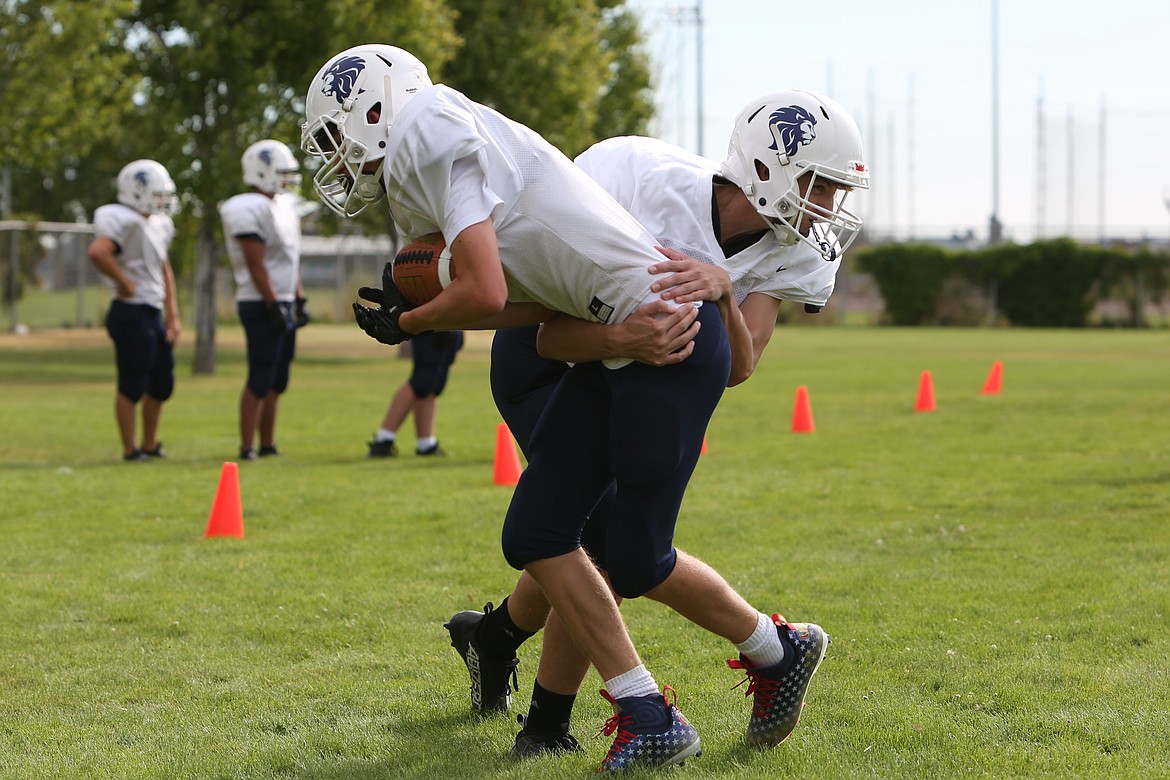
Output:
[524, 679, 577, 734]
[480, 596, 536, 658]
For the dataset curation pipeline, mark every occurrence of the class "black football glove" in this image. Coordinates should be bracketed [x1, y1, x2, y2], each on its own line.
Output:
[294, 296, 311, 328]
[353, 269, 419, 346]
[265, 301, 290, 336]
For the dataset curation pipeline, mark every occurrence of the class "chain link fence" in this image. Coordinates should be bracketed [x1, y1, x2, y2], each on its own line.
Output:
[1, 220, 393, 333]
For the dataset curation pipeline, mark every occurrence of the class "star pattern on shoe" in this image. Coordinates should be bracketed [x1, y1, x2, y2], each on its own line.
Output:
[727, 614, 830, 747]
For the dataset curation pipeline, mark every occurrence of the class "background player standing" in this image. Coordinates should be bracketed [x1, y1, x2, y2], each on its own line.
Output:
[87, 160, 181, 462]
[219, 139, 307, 461]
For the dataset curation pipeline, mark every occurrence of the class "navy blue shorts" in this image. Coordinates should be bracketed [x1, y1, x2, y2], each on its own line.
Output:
[408, 330, 463, 398]
[105, 300, 174, 403]
[238, 300, 296, 397]
[498, 303, 730, 597]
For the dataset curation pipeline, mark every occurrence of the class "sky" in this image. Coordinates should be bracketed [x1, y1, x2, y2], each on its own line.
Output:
[627, 0, 1170, 243]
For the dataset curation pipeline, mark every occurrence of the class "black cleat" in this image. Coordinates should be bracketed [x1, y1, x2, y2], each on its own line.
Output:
[510, 713, 582, 758]
[368, 438, 397, 458]
[444, 603, 519, 714]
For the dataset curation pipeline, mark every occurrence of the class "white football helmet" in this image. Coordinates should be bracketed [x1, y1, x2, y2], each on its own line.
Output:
[301, 44, 433, 217]
[721, 90, 868, 260]
[242, 139, 302, 194]
[116, 159, 177, 216]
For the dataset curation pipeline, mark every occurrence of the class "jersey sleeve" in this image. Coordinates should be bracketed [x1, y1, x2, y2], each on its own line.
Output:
[92, 204, 130, 247]
[386, 88, 490, 240]
[752, 243, 839, 308]
[219, 196, 268, 241]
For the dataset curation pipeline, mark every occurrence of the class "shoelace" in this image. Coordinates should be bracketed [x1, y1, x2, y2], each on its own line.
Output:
[598, 688, 636, 761]
[598, 686, 678, 765]
[727, 658, 782, 719]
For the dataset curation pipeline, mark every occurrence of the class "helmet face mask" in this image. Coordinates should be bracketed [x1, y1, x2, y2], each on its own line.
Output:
[242, 140, 302, 195]
[116, 160, 177, 217]
[722, 90, 869, 260]
[301, 44, 432, 217]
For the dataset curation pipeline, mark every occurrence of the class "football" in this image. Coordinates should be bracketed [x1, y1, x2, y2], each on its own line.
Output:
[392, 232, 456, 306]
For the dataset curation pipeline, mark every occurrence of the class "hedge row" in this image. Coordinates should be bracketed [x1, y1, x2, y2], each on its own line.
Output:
[853, 239, 1170, 327]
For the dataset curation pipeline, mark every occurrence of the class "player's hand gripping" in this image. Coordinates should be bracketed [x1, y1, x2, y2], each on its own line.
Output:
[649, 246, 734, 304]
[352, 261, 417, 346]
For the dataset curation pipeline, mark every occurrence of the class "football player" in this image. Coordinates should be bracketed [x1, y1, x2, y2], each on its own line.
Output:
[450, 91, 869, 755]
[302, 43, 736, 771]
[88, 160, 181, 462]
[219, 139, 306, 461]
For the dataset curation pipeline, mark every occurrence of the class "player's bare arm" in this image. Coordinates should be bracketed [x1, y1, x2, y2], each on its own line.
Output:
[736, 292, 782, 380]
[535, 300, 699, 366]
[651, 246, 754, 386]
[87, 236, 136, 298]
[398, 220, 509, 334]
[162, 260, 181, 345]
[239, 237, 277, 302]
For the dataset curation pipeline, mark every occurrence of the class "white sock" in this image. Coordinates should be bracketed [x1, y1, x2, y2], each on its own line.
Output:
[604, 664, 658, 700]
[375, 429, 396, 443]
[416, 436, 437, 450]
[735, 612, 786, 668]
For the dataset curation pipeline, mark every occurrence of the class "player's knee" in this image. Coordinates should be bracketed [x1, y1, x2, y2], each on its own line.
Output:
[605, 543, 676, 599]
[409, 374, 441, 398]
[247, 373, 273, 398]
[118, 376, 146, 403]
[149, 376, 175, 402]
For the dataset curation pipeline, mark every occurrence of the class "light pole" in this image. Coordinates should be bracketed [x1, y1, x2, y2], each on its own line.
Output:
[989, 0, 1003, 245]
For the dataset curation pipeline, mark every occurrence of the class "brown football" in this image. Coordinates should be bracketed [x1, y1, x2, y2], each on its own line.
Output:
[392, 232, 456, 306]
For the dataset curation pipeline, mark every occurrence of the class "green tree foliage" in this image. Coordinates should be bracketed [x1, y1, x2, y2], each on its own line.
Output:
[0, 1, 137, 181]
[0, 0, 140, 248]
[441, 0, 653, 155]
[121, 0, 458, 371]
[2, 1, 654, 366]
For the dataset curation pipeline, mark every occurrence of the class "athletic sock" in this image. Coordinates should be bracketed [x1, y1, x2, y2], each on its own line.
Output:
[416, 435, 437, 450]
[605, 664, 658, 700]
[375, 428, 396, 443]
[523, 679, 576, 734]
[479, 596, 536, 658]
[736, 611, 786, 668]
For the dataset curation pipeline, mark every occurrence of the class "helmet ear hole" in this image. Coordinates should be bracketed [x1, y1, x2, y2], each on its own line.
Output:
[366, 102, 382, 124]
[754, 159, 770, 182]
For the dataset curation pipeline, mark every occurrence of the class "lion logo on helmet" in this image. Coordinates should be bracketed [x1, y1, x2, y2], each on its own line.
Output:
[767, 106, 817, 158]
[321, 55, 366, 103]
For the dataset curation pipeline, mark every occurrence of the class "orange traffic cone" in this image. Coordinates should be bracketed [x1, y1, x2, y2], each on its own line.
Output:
[981, 360, 1003, 395]
[791, 385, 816, 433]
[205, 462, 244, 538]
[915, 370, 936, 413]
[700, 434, 708, 455]
[493, 423, 523, 487]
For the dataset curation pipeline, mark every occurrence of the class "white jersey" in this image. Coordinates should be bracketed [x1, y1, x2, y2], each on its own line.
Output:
[382, 85, 667, 328]
[218, 191, 302, 302]
[92, 203, 175, 309]
[576, 136, 839, 309]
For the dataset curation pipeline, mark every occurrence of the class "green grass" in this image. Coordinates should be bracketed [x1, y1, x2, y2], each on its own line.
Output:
[1, 324, 1168, 779]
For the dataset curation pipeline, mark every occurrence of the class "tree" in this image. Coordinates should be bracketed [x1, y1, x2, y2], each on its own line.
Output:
[0, 1, 137, 185]
[440, 0, 653, 156]
[123, 0, 458, 372]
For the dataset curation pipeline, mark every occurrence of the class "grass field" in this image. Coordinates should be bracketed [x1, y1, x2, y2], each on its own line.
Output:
[2, 323, 1168, 779]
